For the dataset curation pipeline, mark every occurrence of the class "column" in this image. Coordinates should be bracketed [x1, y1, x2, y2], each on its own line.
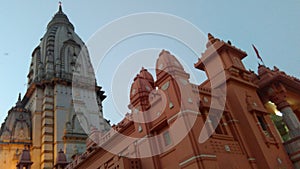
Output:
[280, 106, 300, 138]
[41, 86, 55, 168]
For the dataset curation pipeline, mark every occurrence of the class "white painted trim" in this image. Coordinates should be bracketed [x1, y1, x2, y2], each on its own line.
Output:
[227, 119, 239, 123]
[248, 158, 256, 161]
[179, 154, 217, 166]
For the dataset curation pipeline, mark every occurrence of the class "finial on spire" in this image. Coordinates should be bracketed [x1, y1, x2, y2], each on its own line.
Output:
[58, 1, 63, 13]
[16, 93, 22, 107]
[18, 93, 21, 102]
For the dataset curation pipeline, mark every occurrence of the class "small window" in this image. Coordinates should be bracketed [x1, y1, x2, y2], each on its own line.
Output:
[209, 114, 228, 135]
[257, 115, 267, 131]
[163, 131, 172, 146]
[256, 115, 272, 137]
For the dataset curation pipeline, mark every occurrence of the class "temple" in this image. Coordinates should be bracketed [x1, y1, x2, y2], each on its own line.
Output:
[0, 5, 109, 169]
[1, 4, 300, 169]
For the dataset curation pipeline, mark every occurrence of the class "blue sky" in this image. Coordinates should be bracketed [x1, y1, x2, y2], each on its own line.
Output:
[0, 0, 299, 124]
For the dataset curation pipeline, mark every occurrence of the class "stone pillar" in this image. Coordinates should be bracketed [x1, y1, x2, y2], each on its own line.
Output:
[280, 106, 300, 137]
[268, 86, 300, 138]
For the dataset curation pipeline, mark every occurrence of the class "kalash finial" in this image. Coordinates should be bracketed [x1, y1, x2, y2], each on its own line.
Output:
[16, 93, 22, 107]
[18, 93, 21, 102]
[58, 1, 63, 13]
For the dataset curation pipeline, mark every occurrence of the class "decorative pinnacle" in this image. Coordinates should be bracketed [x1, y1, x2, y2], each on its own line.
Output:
[58, 1, 63, 13]
[16, 93, 22, 107]
[208, 33, 214, 42]
[18, 93, 21, 102]
[206, 33, 220, 48]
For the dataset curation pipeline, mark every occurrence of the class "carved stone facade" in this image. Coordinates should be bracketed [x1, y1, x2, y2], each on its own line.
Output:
[0, 5, 108, 169]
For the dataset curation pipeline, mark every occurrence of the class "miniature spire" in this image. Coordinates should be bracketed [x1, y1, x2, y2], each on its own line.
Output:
[16, 146, 33, 169]
[54, 149, 68, 168]
[206, 33, 220, 48]
[208, 33, 215, 42]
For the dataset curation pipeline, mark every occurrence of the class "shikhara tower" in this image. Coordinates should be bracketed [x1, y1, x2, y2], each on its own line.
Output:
[0, 5, 108, 169]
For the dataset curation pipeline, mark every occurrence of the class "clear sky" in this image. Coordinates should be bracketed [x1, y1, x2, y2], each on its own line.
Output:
[0, 0, 299, 124]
